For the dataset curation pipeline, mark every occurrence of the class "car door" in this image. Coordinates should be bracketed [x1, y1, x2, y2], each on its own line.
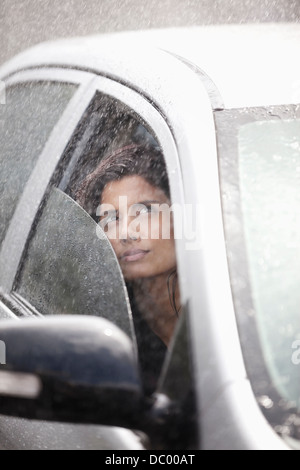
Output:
[0, 68, 144, 450]
[0, 65, 189, 449]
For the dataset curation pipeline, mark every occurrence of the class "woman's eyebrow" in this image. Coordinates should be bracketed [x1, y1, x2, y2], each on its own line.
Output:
[135, 200, 162, 206]
[99, 208, 118, 218]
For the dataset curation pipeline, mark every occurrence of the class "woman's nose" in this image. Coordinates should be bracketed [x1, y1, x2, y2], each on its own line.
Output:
[119, 216, 140, 243]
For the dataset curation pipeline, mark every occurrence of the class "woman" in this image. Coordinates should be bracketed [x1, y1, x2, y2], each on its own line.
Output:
[77, 144, 181, 393]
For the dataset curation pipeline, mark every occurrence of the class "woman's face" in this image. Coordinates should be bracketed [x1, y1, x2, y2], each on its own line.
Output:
[99, 175, 176, 281]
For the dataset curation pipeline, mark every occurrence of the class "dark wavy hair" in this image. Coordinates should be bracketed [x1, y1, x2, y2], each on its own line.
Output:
[77, 143, 180, 319]
[76, 144, 170, 219]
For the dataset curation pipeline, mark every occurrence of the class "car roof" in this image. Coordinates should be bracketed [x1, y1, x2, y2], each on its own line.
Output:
[1, 23, 300, 109]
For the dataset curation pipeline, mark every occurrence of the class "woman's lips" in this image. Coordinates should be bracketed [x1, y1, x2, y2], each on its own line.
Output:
[121, 249, 149, 262]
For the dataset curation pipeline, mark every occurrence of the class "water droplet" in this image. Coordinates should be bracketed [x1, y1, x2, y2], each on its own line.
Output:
[258, 395, 274, 409]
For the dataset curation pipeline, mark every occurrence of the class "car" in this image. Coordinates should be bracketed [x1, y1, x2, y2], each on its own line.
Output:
[0, 23, 299, 451]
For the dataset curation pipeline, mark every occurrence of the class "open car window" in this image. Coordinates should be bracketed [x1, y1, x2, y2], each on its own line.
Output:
[12, 89, 176, 394]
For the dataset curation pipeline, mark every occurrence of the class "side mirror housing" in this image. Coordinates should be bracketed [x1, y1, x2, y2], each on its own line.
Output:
[0, 316, 143, 428]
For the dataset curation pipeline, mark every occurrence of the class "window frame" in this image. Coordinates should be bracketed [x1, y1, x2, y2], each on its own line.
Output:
[0, 69, 185, 323]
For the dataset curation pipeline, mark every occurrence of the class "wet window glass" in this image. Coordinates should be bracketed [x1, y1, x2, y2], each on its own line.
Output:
[16, 187, 133, 338]
[0, 82, 77, 247]
[14, 92, 180, 395]
[216, 105, 300, 445]
[238, 119, 300, 409]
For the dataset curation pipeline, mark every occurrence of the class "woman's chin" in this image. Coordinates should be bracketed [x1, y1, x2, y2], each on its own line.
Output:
[123, 270, 149, 281]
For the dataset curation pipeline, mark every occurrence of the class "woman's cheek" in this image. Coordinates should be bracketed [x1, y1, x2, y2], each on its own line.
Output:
[107, 236, 120, 257]
[133, 214, 155, 240]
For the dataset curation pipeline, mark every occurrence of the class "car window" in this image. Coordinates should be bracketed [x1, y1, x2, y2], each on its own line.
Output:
[215, 105, 300, 446]
[0, 82, 77, 247]
[15, 187, 133, 338]
[13, 91, 179, 395]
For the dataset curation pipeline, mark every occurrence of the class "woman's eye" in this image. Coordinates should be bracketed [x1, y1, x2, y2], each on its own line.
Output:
[132, 204, 152, 216]
[99, 212, 118, 231]
[106, 214, 118, 223]
[138, 206, 150, 215]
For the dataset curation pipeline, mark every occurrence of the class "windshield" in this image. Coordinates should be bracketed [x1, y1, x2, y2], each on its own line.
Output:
[216, 105, 300, 444]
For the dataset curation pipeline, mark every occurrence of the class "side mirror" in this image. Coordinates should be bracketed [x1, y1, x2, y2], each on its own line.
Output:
[0, 316, 143, 428]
